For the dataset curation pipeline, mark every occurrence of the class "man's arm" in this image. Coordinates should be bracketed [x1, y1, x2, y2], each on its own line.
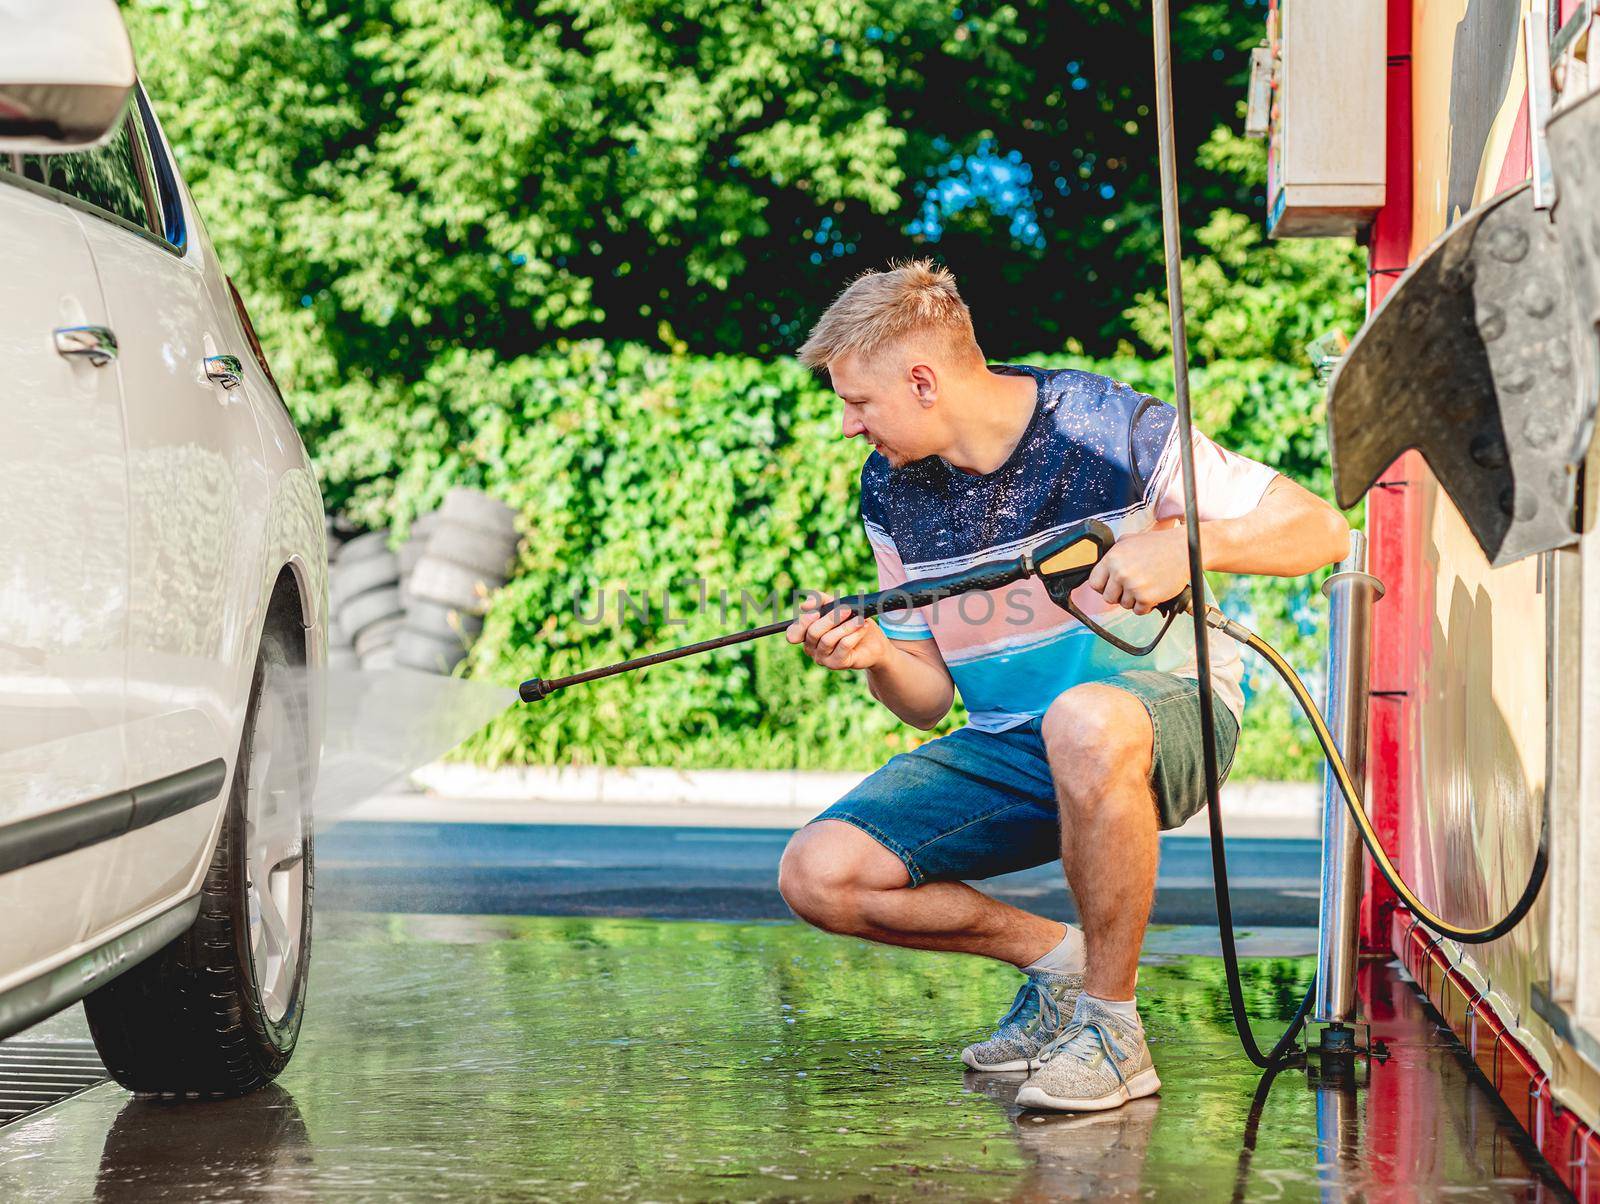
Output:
[1196, 474, 1351, 575]
[866, 634, 953, 730]
[786, 596, 955, 730]
[1086, 475, 1351, 615]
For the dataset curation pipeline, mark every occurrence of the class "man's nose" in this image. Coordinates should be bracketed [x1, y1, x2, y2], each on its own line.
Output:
[842, 415, 866, 438]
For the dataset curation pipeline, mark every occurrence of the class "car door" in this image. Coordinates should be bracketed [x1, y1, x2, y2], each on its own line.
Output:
[0, 153, 134, 993]
[66, 93, 273, 929]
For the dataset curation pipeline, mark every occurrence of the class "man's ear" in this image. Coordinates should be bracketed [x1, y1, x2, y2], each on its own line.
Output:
[908, 362, 938, 408]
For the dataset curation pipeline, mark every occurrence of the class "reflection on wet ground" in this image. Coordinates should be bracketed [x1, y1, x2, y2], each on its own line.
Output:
[0, 915, 1569, 1201]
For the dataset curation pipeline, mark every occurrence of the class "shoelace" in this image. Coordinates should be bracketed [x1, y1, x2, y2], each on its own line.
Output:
[996, 975, 1064, 1038]
[1035, 1015, 1131, 1089]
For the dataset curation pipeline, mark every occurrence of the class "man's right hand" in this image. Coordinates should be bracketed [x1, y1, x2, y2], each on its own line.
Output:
[786, 592, 894, 671]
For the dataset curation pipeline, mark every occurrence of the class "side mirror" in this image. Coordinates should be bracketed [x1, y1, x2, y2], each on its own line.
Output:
[0, 0, 136, 155]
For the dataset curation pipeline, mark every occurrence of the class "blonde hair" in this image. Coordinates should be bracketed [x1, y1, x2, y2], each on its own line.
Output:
[796, 258, 982, 371]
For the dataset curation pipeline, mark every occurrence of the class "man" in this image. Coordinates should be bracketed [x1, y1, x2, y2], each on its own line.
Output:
[779, 260, 1348, 1113]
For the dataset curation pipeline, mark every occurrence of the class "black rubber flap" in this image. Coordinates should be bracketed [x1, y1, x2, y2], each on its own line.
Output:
[1546, 87, 1600, 475]
[1326, 176, 1593, 567]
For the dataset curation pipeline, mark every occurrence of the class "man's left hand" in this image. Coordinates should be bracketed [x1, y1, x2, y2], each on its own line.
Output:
[1086, 525, 1191, 616]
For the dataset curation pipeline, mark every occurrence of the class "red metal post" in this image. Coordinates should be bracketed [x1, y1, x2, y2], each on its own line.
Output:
[1357, 0, 1415, 953]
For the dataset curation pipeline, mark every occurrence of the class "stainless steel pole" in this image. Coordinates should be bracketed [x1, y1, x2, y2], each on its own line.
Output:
[1314, 529, 1383, 1043]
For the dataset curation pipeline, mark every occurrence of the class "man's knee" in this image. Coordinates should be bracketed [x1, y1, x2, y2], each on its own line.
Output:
[778, 820, 907, 933]
[1041, 684, 1154, 811]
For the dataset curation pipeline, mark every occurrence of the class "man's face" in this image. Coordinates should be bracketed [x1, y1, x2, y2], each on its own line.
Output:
[829, 350, 940, 469]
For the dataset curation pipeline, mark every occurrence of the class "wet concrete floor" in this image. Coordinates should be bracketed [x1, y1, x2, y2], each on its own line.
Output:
[0, 913, 1570, 1201]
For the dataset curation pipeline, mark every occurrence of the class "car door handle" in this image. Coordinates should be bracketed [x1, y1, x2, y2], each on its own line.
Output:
[204, 354, 244, 390]
[53, 325, 118, 367]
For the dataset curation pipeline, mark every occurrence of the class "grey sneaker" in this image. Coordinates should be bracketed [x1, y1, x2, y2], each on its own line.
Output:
[1014, 996, 1160, 1112]
[960, 971, 1083, 1072]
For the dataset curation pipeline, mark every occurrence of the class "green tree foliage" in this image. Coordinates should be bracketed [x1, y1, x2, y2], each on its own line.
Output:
[128, 0, 1263, 382]
[1125, 127, 1366, 375]
[125, 2, 1364, 778]
[381, 343, 953, 770]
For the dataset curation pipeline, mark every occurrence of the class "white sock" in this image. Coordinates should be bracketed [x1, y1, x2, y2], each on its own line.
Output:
[1080, 992, 1141, 1027]
[1021, 925, 1087, 977]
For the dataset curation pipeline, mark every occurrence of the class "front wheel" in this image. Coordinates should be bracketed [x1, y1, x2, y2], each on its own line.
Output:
[84, 620, 314, 1096]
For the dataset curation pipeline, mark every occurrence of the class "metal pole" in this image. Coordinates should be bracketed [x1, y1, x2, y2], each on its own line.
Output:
[1314, 530, 1383, 1043]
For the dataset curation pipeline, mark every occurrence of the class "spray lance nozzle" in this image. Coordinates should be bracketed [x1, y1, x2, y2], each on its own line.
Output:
[519, 677, 558, 703]
[518, 519, 1196, 704]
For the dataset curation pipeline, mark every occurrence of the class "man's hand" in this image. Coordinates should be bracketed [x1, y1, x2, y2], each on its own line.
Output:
[1086, 525, 1191, 616]
[1085, 476, 1353, 615]
[786, 592, 894, 670]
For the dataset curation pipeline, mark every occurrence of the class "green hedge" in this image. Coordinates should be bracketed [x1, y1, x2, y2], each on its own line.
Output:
[320, 341, 1330, 779]
[343, 342, 933, 770]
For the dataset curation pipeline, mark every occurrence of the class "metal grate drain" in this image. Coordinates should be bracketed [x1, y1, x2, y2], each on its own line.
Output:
[0, 1039, 108, 1126]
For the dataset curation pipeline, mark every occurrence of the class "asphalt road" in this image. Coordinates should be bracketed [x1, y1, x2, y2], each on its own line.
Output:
[316, 821, 1321, 925]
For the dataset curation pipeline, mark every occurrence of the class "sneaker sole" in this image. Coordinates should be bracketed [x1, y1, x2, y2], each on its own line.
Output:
[960, 1049, 1037, 1073]
[1014, 1066, 1162, 1112]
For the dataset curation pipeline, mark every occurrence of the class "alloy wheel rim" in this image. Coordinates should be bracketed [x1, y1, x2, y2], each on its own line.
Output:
[244, 666, 307, 1026]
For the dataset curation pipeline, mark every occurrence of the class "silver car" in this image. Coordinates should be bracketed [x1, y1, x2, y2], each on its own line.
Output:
[0, 1, 325, 1095]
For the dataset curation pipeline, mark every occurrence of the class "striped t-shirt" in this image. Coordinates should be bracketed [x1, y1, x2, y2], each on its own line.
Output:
[861, 364, 1278, 732]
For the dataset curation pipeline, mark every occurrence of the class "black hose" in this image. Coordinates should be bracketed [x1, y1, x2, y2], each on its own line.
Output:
[1149, 0, 1313, 1070]
[1147, 0, 1546, 1067]
[1237, 620, 1549, 943]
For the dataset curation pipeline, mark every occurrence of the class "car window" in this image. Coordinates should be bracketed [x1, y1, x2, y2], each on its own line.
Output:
[17, 115, 160, 237]
[134, 87, 185, 250]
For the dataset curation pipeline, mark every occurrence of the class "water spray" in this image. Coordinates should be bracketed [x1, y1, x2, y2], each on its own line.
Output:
[298, 667, 519, 831]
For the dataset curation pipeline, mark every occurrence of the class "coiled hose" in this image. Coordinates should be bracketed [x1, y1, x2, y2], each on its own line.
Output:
[1227, 611, 1549, 946]
[1147, 0, 1547, 1071]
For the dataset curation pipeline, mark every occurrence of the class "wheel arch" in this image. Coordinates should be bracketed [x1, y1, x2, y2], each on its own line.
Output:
[271, 557, 315, 638]
[259, 558, 325, 799]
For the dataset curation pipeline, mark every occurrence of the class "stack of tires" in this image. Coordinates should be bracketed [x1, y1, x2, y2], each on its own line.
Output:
[324, 488, 518, 675]
[327, 529, 404, 671]
[397, 489, 519, 674]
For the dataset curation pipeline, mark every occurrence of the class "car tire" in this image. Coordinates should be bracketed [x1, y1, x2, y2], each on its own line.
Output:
[438, 488, 516, 537]
[404, 598, 485, 639]
[394, 627, 468, 673]
[335, 529, 392, 563]
[408, 556, 502, 615]
[358, 645, 397, 670]
[397, 537, 429, 577]
[339, 585, 404, 636]
[353, 614, 404, 658]
[329, 608, 353, 650]
[83, 615, 313, 1097]
[425, 520, 518, 578]
[329, 552, 399, 609]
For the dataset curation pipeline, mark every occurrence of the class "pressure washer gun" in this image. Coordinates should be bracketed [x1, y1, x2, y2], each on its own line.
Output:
[519, 519, 1192, 703]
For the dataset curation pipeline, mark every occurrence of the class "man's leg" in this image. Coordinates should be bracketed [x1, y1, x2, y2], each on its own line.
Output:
[1040, 683, 1159, 1001]
[778, 820, 1064, 969]
[1016, 678, 1226, 1110]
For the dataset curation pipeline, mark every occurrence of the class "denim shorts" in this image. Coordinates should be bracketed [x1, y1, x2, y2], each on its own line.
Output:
[811, 669, 1240, 886]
